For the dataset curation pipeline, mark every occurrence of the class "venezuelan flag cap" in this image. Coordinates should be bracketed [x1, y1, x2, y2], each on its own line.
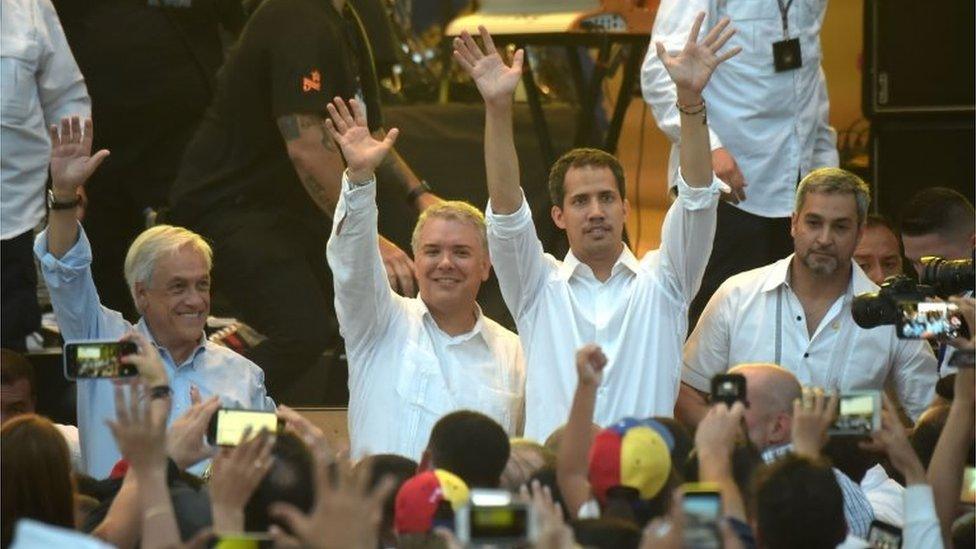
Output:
[587, 417, 675, 504]
[394, 469, 470, 534]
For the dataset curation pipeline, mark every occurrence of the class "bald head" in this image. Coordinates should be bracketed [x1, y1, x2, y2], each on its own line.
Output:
[728, 364, 802, 449]
[729, 364, 801, 415]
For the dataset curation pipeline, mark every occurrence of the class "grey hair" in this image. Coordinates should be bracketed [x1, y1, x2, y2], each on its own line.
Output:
[795, 167, 871, 224]
[411, 201, 488, 253]
[123, 225, 213, 302]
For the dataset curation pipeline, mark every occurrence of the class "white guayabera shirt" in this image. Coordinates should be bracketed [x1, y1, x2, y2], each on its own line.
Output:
[328, 173, 525, 460]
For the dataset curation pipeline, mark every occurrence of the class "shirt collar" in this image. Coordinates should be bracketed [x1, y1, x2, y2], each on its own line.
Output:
[417, 299, 488, 345]
[559, 246, 641, 281]
[760, 254, 872, 302]
[135, 318, 207, 368]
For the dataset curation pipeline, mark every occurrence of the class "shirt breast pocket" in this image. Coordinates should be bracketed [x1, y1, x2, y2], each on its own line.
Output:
[1, 37, 40, 125]
[394, 341, 453, 417]
[471, 383, 521, 435]
[722, 0, 780, 63]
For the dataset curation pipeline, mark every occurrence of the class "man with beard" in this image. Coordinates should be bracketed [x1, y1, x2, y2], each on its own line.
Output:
[678, 168, 937, 426]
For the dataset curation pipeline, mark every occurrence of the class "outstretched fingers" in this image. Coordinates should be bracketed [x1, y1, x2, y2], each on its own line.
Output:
[686, 11, 706, 46]
[478, 25, 497, 55]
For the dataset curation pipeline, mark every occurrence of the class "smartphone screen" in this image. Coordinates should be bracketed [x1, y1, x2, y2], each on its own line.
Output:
[209, 409, 278, 446]
[63, 341, 138, 380]
[897, 302, 964, 340]
[867, 520, 902, 549]
[682, 490, 722, 549]
[829, 391, 881, 436]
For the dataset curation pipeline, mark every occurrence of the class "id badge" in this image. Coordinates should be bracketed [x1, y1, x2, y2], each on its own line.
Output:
[772, 38, 802, 72]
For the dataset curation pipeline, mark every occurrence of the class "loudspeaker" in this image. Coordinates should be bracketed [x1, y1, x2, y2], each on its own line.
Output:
[863, 0, 975, 117]
[869, 117, 975, 220]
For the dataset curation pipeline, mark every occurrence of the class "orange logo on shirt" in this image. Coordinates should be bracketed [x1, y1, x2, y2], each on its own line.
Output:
[302, 70, 321, 92]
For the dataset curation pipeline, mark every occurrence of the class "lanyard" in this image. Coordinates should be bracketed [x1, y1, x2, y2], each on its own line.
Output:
[775, 285, 783, 365]
[776, 0, 795, 38]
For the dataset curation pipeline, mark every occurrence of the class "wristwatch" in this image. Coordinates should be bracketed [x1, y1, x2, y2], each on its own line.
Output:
[47, 189, 80, 210]
[406, 180, 432, 205]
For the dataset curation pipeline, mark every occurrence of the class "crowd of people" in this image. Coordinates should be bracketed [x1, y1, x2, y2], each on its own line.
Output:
[1, 0, 975, 547]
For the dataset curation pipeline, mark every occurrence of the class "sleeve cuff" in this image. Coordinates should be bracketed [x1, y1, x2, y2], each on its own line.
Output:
[33, 224, 92, 273]
[341, 170, 377, 210]
[681, 364, 712, 393]
[673, 169, 725, 211]
[485, 192, 533, 238]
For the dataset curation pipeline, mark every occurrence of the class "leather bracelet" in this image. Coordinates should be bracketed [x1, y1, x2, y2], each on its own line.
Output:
[149, 385, 173, 400]
[676, 99, 706, 116]
[406, 180, 432, 205]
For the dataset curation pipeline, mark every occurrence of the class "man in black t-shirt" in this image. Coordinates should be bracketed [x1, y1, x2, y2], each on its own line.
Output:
[169, 0, 439, 403]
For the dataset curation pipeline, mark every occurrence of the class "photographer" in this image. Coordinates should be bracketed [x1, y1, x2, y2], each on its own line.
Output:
[680, 169, 938, 426]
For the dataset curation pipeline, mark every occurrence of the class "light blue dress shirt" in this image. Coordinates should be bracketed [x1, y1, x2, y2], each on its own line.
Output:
[35, 224, 275, 478]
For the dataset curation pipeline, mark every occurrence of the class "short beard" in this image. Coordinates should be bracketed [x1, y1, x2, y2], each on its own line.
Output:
[802, 251, 838, 276]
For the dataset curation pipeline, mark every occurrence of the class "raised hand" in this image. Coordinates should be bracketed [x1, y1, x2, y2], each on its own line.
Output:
[106, 381, 170, 475]
[791, 386, 839, 459]
[166, 388, 220, 470]
[120, 330, 168, 388]
[655, 13, 740, 100]
[453, 26, 525, 107]
[859, 394, 926, 484]
[575, 344, 608, 387]
[325, 97, 398, 183]
[210, 429, 276, 532]
[48, 116, 110, 195]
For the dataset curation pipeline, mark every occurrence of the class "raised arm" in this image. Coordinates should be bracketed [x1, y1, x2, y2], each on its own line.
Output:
[654, 12, 740, 188]
[453, 26, 525, 215]
[557, 345, 607, 518]
[45, 117, 110, 257]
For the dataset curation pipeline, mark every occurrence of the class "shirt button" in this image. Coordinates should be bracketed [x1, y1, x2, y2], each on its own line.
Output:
[796, 316, 802, 321]
[803, 352, 810, 358]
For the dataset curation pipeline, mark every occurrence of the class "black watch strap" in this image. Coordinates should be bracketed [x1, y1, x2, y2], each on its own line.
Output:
[47, 189, 80, 210]
[406, 180, 431, 205]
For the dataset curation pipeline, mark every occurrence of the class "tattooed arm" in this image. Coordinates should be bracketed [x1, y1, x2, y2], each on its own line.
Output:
[277, 113, 346, 216]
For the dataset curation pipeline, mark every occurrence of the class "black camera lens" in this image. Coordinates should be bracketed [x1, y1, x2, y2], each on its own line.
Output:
[920, 256, 975, 296]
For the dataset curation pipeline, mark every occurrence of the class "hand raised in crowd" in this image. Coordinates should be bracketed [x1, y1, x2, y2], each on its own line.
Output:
[269, 450, 395, 549]
[640, 490, 744, 549]
[120, 331, 168, 388]
[277, 404, 335, 459]
[520, 480, 574, 549]
[210, 429, 276, 533]
[166, 386, 220, 470]
[106, 380, 170, 475]
[575, 343, 608, 387]
[48, 116, 110, 196]
[859, 394, 926, 485]
[655, 12, 740, 102]
[695, 400, 745, 461]
[791, 386, 838, 459]
[453, 26, 524, 107]
[325, 97, 398, 184]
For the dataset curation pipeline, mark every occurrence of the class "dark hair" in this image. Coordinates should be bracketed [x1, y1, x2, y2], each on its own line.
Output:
[354, 453, 418, 546]
[752, 455, 847, 549]
[427, 411, 510, 488]
[571, 517, 642, 549]
[823, 437, 879, 484]
[1, 414, 76, 547]
[900, 187, 975, 238]
[244, 432, 315, 532]
[547, 148, 626, 207]
[1, 348, 36, 398]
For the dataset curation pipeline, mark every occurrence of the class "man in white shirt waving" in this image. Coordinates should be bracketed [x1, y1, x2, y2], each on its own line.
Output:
[454, 14, 735, 442]
[680, 168, 938, 426]
[325, 98, 524, 460]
